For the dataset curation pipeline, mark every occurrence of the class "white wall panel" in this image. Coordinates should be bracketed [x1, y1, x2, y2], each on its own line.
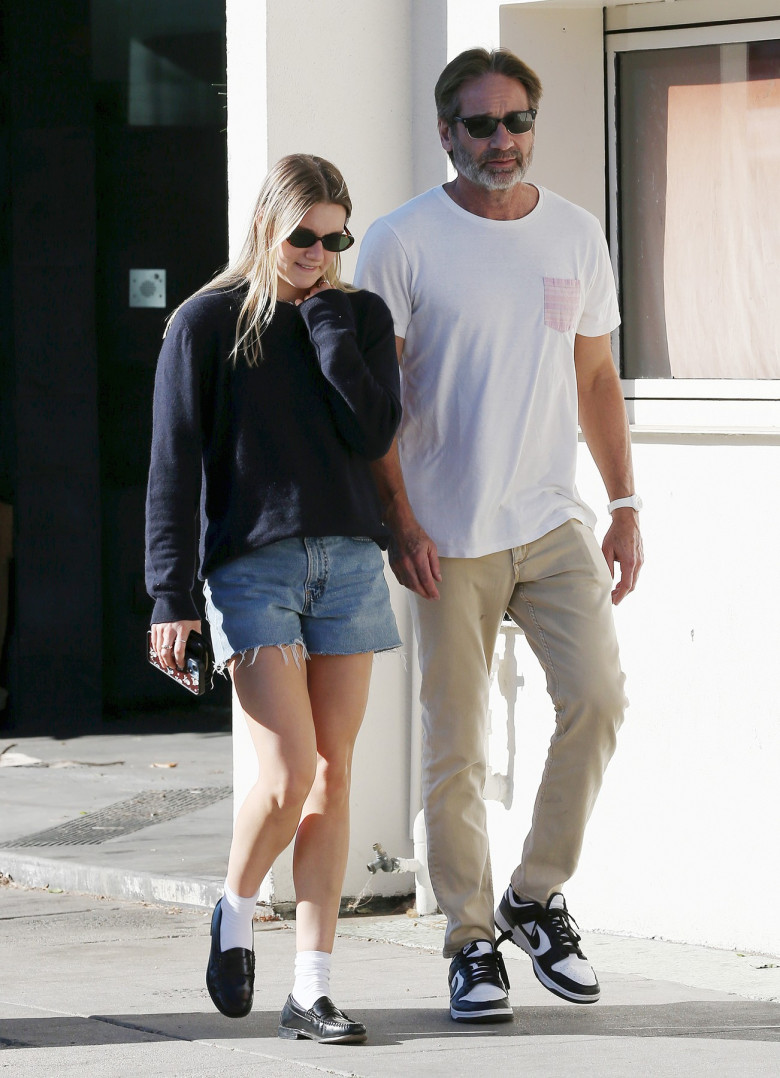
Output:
[484, 434, 780, 954]
[501, 4, 607, 224]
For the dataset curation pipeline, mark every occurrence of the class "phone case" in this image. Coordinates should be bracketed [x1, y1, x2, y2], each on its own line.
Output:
[147, 630, 212, 696]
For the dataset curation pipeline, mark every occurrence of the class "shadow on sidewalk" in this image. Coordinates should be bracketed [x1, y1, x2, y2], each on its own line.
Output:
[2, 1000, 780, 1050]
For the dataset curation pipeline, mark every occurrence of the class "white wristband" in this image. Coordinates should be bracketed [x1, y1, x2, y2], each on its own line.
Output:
[608, 495, 642, 513]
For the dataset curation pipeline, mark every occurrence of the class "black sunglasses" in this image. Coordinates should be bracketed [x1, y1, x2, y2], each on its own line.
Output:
[286, 225, 354, 253]
[452, 110, 537, 139]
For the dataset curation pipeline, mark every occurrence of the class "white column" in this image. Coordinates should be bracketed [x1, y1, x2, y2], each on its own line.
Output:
[226, 0, 269, 260]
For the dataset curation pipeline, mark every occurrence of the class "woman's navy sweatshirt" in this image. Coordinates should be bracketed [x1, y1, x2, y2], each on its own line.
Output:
[145, 285, 402, 625]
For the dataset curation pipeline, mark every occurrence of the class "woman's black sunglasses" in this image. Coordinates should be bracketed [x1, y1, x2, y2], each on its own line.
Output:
[286, 225, 354, 253]
[452, 110, 537, 139]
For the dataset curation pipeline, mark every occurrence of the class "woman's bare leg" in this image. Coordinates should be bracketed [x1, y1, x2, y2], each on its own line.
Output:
[292, 652, 374, 953]
[225, 647, 318, 898]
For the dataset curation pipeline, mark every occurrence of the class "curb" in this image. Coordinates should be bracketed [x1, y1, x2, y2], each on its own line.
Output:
[0, 850, 224, 910]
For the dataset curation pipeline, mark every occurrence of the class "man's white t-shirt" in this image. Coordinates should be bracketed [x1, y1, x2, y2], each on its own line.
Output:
[354, 184, 620, 558]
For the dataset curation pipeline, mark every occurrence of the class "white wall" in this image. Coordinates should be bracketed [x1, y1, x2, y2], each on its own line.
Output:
[226, 0, 268, 259]
[501, 4, 606, 224]
[265, 0, 415, 283]
[484, 436, 780, 956]
[575, 436, 780, 953]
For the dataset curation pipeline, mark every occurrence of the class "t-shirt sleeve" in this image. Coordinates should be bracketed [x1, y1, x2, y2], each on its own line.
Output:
[576, 226, 621, 337]
[354, 219, 413, 340]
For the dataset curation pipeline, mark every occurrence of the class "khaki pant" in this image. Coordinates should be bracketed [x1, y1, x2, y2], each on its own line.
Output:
[410, 520, 626, 956]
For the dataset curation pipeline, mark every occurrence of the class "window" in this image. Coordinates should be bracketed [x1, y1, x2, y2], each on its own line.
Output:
[607, 20, 780, 424]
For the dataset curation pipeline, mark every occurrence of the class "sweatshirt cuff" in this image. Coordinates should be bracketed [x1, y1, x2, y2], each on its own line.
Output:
[151, 593, 200, 626]
[297, 289, 355, 331]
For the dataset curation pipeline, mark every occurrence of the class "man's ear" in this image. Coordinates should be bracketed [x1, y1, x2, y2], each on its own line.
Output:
[438, 116, 453, 153]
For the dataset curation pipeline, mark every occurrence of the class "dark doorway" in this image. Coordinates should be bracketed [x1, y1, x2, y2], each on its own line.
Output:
[1, 1, 230, 732]
[92, 0, 229, 711]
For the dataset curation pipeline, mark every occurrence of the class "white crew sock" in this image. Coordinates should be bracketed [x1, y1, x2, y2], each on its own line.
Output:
[219, 881, 259, 952]
[292, 950, 332, 1010]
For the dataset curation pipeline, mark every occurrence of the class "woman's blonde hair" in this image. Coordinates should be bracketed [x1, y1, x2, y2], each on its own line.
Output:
[168, 154, 353, 365]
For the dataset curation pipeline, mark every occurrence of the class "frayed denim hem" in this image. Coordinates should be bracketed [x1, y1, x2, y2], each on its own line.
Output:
[214, 640, 404, 675]
[215, 638, 310, 676]
[306, 642, 404, 659]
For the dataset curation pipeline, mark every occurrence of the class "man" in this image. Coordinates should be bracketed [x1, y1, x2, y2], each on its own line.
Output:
[355, 48, 643, 1024]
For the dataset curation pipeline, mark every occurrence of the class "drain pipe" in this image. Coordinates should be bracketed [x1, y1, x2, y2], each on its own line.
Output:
[366, 809, 437, 916]
[411, 809, 437, 915]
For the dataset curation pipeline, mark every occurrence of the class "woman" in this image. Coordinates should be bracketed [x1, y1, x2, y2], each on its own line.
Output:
[145, 154, 402, 1044]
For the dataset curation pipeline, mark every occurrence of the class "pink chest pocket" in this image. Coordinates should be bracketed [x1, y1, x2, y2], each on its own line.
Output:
[543, 277, 581, 332]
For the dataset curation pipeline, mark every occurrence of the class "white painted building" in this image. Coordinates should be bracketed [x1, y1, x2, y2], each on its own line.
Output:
[228, 0, 780, 955]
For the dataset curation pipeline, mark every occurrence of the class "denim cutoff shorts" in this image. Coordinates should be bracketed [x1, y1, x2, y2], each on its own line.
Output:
[203, 536, 401, 670]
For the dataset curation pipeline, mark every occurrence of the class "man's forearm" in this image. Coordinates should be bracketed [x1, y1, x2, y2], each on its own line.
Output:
[370, 440, 416, 531]
[578, 360, 644, 603]
[370, 439, 442, 599]
[578, 368, 636, 501]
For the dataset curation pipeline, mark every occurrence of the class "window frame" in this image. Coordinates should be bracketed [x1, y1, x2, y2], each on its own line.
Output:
[606, 18, 780, 430]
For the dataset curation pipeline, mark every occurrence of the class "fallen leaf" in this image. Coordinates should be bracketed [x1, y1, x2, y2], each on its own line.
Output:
[0, 752, 43, 767]
[150, 762, 178, 768]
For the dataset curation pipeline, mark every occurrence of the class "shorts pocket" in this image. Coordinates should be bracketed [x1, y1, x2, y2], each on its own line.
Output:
[543, 277, 581, 332]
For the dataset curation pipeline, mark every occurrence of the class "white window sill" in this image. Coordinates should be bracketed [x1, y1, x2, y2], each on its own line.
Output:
[619, 380, 780, 433]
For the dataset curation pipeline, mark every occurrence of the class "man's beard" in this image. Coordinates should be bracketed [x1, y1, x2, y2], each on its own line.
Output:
[451, 135, 532, 191]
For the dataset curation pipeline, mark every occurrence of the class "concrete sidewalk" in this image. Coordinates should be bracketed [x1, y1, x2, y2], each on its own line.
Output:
[1, 718, 779, 1075]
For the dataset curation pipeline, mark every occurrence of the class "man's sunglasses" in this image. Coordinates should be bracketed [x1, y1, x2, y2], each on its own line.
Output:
[452, 110, 537, 139]
[286, 225, 354, 253]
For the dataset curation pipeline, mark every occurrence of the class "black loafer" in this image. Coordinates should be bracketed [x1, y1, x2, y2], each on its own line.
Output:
[206, 898, 255, 1018]
[278, 994, 367, 1043]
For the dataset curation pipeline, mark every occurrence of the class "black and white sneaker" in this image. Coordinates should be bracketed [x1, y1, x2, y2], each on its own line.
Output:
[448, 939, 513, 1023]
[495, 887, 600, 1004]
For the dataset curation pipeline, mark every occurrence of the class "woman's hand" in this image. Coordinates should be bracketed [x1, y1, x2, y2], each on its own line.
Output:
[151, 619, 201, 672]
[295, 279, 332, 305]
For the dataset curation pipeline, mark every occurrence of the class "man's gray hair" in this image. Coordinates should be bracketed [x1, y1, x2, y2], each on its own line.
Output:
[435, 48, 543, 121]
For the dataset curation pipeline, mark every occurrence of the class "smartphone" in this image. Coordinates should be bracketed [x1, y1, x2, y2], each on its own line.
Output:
[147, 630, 212, 696]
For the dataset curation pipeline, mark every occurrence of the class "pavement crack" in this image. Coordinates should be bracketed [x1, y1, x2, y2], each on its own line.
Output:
[0, 909, 100, 922]
[196, 1042, 363, 1075]
[88, 1014, 186, 1042]
[88, 1022, 364, 1075]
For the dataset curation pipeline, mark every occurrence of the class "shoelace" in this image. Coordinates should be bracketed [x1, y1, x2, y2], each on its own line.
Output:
[544, 907, 584, 958]
[496, 903, 585, 959]
[461, 947, 511, 991]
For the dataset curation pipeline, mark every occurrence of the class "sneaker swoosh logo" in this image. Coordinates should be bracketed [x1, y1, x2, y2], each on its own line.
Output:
[451, 970, 464, 995]
[522, 923, 551, 956]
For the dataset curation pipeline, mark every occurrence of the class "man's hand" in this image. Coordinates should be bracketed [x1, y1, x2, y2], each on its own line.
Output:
[601, 509, 643, 605]
[370, 433, 442, 600]
[388, 520, 441, 600]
